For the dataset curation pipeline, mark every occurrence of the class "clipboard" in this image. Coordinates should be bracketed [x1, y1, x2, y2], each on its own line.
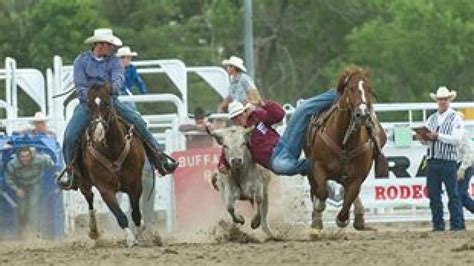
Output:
[412, 126, 432, 141]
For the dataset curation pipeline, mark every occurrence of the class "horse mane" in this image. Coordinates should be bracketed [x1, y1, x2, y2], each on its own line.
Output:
[336, 65, 371, 95]
[87, 83, 112, 101]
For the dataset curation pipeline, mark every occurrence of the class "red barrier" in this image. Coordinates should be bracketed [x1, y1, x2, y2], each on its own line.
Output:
[172, 147, 225, 231]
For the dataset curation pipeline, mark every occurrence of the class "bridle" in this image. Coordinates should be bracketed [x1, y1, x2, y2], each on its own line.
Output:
[336, 73, 372, 146]
[85, 96, 134, 175]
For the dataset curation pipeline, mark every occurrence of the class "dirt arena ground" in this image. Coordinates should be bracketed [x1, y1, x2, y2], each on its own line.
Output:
[1, 221, 473, 266]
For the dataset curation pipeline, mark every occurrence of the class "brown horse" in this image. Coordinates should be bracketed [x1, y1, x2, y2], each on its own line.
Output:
[306, 66, 387, 233]
[75, 84, 147, 247]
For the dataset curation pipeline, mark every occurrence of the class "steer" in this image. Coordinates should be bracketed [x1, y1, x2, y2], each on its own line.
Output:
[207, 126, 275, 239]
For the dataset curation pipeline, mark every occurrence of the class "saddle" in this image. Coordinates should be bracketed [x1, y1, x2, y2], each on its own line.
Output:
[306, 103, 388, 177]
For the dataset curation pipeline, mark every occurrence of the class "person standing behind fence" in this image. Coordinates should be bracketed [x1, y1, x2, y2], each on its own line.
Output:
[4, 147, 56, 238]
[22, 112, 56, 139]
[117, 46, 147, 95]
[117, 46, 147, 110]
[455, 111, 474, 213]
[218, 56, 262, 112]
[419, 86, 465, 231]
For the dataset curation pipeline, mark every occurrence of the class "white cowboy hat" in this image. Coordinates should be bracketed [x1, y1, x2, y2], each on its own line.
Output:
[430, 86, 457, 101]
[84, 28, 122, 46]
[222, 56, 247, 72]
[228, 101, 253, 118]
[31, 112, 47, 123]
[116, 46, 138, 57]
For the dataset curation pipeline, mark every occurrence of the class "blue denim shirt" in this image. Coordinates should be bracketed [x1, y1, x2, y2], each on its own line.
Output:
[73, 51, 124, 101]
[227, 72, 255, 103]
[122, 64, 147, 95]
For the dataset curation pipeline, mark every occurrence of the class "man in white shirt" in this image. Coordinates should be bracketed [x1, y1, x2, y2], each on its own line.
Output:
[418, 86, 465, 231]
[455, 112, 474, 213]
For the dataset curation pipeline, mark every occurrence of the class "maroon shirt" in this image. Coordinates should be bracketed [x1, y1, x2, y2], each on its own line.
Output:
[218, 100, 285, 169]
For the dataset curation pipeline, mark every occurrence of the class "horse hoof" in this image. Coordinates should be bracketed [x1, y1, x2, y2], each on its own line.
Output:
[251, 216, 261, 229]
[353, 214, 366, 231]
[309, 228, 322, 241]
[88, 230, 100, 240]
[336, 217, 349, 228]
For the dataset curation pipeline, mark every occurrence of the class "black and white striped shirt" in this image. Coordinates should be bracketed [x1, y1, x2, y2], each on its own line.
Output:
[425, 109, 463, 161]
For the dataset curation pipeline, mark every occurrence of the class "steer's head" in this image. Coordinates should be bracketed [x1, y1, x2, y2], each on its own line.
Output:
[207, 126, 254, 170]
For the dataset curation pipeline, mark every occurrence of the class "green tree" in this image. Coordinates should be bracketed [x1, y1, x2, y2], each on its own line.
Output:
[26, 0, 108, 70]
[345, 0, 474, 101]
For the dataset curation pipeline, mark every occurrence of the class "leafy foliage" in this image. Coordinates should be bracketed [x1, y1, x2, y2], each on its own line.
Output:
[1, 0, 474, 115]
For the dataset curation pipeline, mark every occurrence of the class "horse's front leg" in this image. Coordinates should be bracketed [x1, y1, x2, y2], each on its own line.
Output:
[337, 178, 362, 228]
[311, 164, 328, 228]
[353, 196, 368, 230]
[99, 188, 136, 247]
[80, 184, 99, 240]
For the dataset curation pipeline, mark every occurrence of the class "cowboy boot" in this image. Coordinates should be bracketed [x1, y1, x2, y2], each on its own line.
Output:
[56, 167, 74, 190]
[143, 144, 178, 175]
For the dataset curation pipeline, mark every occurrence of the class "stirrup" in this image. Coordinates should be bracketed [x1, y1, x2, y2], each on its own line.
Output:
[56, 168, 74, 190]
[154, 152, 178, 176]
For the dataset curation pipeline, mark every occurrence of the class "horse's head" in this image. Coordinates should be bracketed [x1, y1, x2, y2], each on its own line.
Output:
[207, 126, 254, 170]
[336, 66, 374, 127]
[86, 83, 114, 144]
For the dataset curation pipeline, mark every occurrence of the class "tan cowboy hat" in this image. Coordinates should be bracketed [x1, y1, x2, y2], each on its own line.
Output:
[222, 56, 247, 72]
[430, 86, 457, 101]
[116, 46, 138, 57]
[31, 112, 47, 123]
[84, 28, 122, 46]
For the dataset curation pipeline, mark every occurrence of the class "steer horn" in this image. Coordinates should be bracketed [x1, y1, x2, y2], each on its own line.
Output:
[206, 126, 223, 145]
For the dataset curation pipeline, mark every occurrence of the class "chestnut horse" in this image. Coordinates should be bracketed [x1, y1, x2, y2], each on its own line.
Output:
[75, 84, 147, 247]
[306, 66, 387, 232]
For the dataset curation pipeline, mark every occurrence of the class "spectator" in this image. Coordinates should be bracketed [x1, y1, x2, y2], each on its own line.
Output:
[218, 56, 262, 112]
[455, 111, 474, 213]
[418, 86, 465, 231]
[117, 46, 147, 95]
[179, 107, 207, 132]
[23, 112, 56, 138]
[4, 147, 56, 238]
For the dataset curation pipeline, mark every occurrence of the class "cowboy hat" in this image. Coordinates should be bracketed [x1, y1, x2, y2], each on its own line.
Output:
[116, 46, 138, 57]
[222, 56, 247, 72]
[84, 28, 122, 46]
[31, 112, 47, 123]
[430, 86, 457, 101]
[228, 101, 253, 118]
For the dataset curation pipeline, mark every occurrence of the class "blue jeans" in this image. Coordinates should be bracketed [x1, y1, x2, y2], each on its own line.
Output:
[269, 89, 337, 175]
[62, 101, 160, 166]
[458, 166, 474, 213]
[113, 100, 161, 149]
[426, 159, 465, 231]
[63, 103, 90, 165]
